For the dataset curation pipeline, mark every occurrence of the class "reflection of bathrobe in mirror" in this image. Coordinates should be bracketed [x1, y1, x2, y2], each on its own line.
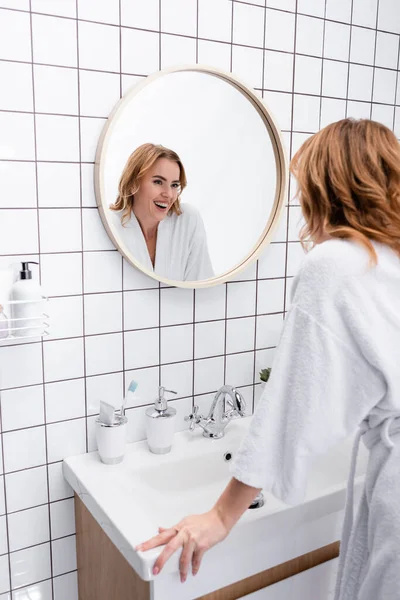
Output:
[231, 239, 400, 600]
[110, 203, 214, 281]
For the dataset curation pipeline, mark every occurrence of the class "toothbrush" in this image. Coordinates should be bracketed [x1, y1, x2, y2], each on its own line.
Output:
[121, 380, 138, 417]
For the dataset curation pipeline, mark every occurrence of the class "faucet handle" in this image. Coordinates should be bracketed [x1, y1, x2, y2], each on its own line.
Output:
[184, 405, 200, 431]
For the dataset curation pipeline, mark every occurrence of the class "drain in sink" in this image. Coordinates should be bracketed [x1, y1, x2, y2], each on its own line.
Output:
[224, 452, 233, 462]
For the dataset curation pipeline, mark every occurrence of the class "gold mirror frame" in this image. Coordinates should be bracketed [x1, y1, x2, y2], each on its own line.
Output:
[94, 65, 288, 289]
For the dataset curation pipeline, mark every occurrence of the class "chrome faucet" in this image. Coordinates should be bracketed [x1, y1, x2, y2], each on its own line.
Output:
[185, 385, 246, 439]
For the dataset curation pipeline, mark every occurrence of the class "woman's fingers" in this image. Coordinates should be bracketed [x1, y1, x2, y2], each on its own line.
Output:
[135, 528, 176, 552]
[179, 536, 195, 583]
[153, 531, 185, 575]
[192, 547, 206, 576]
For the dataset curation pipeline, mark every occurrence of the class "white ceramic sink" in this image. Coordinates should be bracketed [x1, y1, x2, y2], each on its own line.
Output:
[63, 416, 368, 599]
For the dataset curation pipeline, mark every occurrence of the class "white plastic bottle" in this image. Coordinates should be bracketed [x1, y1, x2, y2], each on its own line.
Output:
[10, 262, 45, 338]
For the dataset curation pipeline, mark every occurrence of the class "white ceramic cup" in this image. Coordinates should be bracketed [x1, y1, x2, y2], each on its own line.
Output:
[95, 415, 128, 464]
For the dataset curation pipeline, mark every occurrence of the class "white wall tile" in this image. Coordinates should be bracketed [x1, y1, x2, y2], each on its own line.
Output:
[0, 0, 28, 9]
[36, 115, 79, 162]
[48, 463, 73, 502]
[53, 571, 78, 600]
[84, 292, 122, 335]
[353, 0, 378, 28]
[326, 0, 352, 23]
[45, 378, 86, 422]
[294, 55, 322, 95]
[84, 251, 122, 293]
[198, 0, 232, 43]
[194, 286, 226, 322]
[37, 163, 80, 208]
[81, 164, 97, 208]
[295, 15, 324, 57]
[0, 62, 33, 112]
[346, 100, 372, 119]
[225, 351, 254, 387]
[197, 39, 231, 72]
[77, 0, 119, 24]
[50, 498, 75, 539]
[87, 371, 124, 413]
[322, 59, 349, 99]
[0, 162, 36, 209]
[10, 543, 51, 589]
[82, 209, 115, 251]
[293, 93, 320, 132]
[124, 328, 159, 369]
[13, 580, 52, 600]
[43, 338, 84, 382]
[233, 2, 264, 48]
[377, 0, 400, 34]
[0, 518, 7, 556]
[160, 324, 192, 364]
[258, 244, 286, 279]
[373, 68, 397, 104]
[3, 427, 46, 473]
[264, 50, 294, 93]
[287, 241, 307, 276]
[5, 467, 48, 513]
[232, 45, 264, 89]
[350, 26, 376, 66]
[324, 21, 350, 61]
[0, 480, 4, 517]
[31, 0, 76, 17]
[371, 103, 394, 129]
[0, 112, 35, 161]
[34, 65, 78, 115]
[46, 419, 86, 462]
[160, 361, 192, 400]
[267, 0, 295, 9]
[39, 208, 82, 253]
[121, 0, 159, 30]
[41, 252, 83, 297]
[226, 281, 256, 318]
[348, 64, 374, 102]
[85, 332, 123, 375]
[8, 505, 50, 552]
[297, 0, 325, 18]
[32, 14, 77, 67]
[80, 116, 106, 162]
[0, 9, 31, 62]
[160, 34, 197, 70]
[256, 313, 284, 349]
[161, 0, 197, 37]
[51, 536, 76, 576]
[124, 367, 158, 407]
[1, 385, 44, 431]
[78, 21, 120, 72]
[121, 28, 160, 75]
[265, 9, 295, 53]
[79, 70, 120, 118]
[0, 555, 9, 595]
[194, 320, 225, 359]
[375, 31, 399, 69]
[288, 205, 305, 241]
[320, 97, 346, 128]
[263, 90, 292, 130]
[46, 295, 83, 340]
[124, 289, 159, 330]
[194, 355, 224, 395]
[257, 278, 285, 314]
[160, 288, 193, 326]
[226, 317, 255, 354]
[0, 210, 38, 256]
[0, 343, 43, 389]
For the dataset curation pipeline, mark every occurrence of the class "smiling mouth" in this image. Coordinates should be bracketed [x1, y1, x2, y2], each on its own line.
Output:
[154, 201, 169, 210]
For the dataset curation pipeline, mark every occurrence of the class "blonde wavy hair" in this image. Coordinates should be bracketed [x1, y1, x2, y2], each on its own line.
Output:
[290, 118, 400, 263]
[110, 143, 187, 225]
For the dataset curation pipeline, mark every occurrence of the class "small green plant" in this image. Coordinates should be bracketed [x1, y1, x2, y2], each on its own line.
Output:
[259, 367, 271, 383]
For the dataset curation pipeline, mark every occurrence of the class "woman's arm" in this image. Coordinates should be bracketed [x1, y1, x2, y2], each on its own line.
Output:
[136, 478, 260, 582]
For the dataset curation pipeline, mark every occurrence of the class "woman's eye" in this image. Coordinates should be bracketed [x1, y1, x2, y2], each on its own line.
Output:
[172, 183, 180, 189]
[153, 179, 162, 185]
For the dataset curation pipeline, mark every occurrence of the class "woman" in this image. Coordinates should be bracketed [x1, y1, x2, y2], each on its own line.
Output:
[110, 143, 214, 281]
[136, 119, 400, 599]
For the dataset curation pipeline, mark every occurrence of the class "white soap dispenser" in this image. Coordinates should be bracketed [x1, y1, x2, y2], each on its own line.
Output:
[10, 261, 45, 338]
[145, 386, 178, 454]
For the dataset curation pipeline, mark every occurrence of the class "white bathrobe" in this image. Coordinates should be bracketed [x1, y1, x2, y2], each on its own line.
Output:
[109, 203, 214, 281]
[231, 238, 400, 600]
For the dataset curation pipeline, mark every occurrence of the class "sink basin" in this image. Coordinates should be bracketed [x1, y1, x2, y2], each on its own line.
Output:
[63, 416, 368, 599]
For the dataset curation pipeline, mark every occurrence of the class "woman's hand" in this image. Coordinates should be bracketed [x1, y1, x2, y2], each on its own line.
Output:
[135, 478, 261, 583]
[135, 507, 229, 582]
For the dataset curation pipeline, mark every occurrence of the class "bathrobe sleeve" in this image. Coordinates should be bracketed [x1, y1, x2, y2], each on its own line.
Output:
[184, 209, 214, 281]
[230, 249, 386, 505]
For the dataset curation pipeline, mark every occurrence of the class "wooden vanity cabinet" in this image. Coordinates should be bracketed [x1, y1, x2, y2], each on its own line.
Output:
[75, 495, 339, 600]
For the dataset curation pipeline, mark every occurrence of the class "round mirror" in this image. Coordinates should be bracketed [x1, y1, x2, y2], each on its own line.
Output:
[95, 66, 287, 288]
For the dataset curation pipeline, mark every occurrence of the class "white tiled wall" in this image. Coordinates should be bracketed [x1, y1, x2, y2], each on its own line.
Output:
[0, 0, 398, 597]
